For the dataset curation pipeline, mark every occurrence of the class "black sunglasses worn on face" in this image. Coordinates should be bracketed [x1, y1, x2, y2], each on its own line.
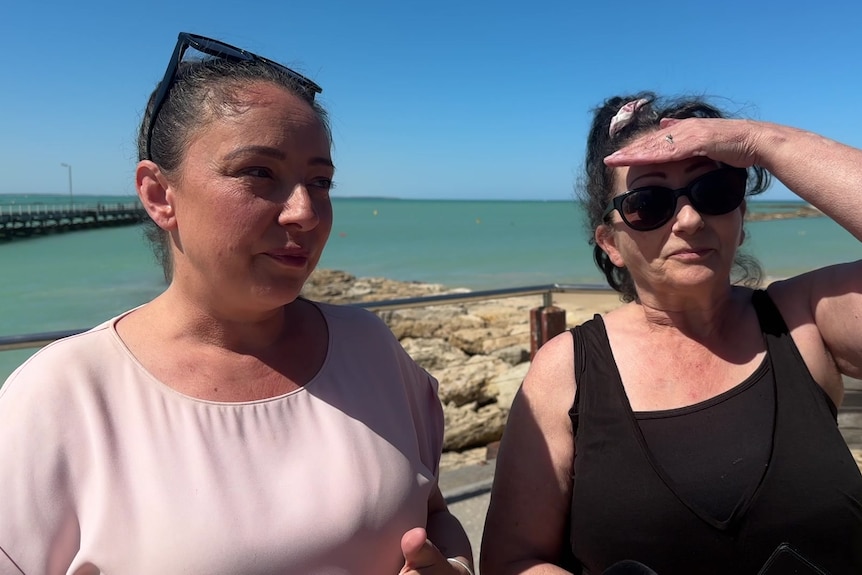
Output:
[603, 167, 748, 232]
[145, 32, 323, 160]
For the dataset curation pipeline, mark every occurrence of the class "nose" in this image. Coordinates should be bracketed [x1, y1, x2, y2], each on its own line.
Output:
[671, 196, 705, 233]
[277, 184, 320, 231]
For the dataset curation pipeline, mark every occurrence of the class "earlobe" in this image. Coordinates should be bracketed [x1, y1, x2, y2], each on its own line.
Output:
[595, 224, 625, 268]
[136, 161, 176, 230]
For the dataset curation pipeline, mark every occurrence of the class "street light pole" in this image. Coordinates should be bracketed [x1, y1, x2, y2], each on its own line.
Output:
[60, 162, 73, 206]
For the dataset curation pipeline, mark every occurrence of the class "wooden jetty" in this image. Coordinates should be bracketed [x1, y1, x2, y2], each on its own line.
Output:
[0, 202, 146, 240]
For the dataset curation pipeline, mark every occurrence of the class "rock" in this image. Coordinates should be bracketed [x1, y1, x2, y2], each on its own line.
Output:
[301, 268, 455, 304]
[490, 344, 530, 366]
[435, 354, 510, 407]
[400, 337, 469, 373]
[443, 401, 509, 451]
[379, 306, 486, 340]
[488, 362, 530, 410]
[449, 327, 510, 355]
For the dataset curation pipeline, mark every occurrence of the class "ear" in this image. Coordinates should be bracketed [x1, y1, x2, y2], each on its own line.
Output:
[136, 160, 176, 231]
[595, 224, 625, 268]
[738, 199, 747, 246]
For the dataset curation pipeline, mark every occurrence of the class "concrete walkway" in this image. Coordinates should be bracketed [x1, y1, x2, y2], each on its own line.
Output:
[440, 460, 496, 566]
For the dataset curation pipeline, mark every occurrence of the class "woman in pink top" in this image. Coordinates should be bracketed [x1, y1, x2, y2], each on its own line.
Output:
[0, 32, 472, 575]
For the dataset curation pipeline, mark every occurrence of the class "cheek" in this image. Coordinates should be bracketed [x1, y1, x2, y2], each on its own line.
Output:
[614, 233, 673, 272]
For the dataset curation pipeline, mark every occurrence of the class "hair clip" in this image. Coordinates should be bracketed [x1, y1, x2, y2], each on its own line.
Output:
[608, 98, 649, 137]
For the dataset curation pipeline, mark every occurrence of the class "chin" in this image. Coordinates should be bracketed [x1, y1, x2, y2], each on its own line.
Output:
[251, 280, 307, 307]
[671, 269, 730, 290]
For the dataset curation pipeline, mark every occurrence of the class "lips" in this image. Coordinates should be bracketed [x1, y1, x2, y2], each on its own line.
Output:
[265, 247, 310, 266]
[668, 247, 713, 259]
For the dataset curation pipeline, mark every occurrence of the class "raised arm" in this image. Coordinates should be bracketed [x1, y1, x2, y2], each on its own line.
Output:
[607, 118, 862, 384]
[732, 123, 862, 382]
[606, 117, 862, 239]
[750, 123, 862, 239]
[480, 331, 578, 574]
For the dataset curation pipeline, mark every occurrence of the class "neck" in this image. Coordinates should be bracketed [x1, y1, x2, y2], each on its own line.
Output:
[153, 285, 304, 354]
[635, 283, 739, 340]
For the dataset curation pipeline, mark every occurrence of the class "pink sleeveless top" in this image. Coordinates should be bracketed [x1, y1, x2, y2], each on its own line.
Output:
[0, 302, 443, 574]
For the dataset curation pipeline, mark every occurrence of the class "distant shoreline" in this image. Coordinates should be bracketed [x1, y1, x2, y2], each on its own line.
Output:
[0, 194, 816, 206]
[745, 204, 822, 221]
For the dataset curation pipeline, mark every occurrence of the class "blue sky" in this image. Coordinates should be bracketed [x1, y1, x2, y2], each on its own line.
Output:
[2, 0, 860, 201]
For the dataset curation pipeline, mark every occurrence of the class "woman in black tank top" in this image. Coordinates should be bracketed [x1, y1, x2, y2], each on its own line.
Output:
[481, 93, 862, 575]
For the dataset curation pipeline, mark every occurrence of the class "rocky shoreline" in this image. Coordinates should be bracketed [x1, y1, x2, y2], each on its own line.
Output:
[301, 269, 862, 473]
[301, 269, 624, 469]
[745, 205, 822, 221]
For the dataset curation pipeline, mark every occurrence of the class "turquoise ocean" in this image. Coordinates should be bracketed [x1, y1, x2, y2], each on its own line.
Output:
[1, 194, 859, 381]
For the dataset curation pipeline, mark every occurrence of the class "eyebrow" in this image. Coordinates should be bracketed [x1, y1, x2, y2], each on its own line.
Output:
[223, 146, 335, 168]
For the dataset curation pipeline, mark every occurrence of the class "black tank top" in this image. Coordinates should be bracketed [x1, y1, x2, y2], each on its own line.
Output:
[636, 357, 774, 524]
[567, 290, 862, 574]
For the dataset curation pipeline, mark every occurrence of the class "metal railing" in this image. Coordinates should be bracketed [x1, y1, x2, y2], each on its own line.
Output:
[0, 283, 613, 353]
[0, 202, 142, 218]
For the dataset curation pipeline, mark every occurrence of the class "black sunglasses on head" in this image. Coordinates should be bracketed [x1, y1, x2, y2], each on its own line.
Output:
[603, 167, 748, 232]
[144, 32, 323, 160]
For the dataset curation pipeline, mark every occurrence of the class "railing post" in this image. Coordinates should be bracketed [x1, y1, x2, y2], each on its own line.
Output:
[530, 304, 566, 360]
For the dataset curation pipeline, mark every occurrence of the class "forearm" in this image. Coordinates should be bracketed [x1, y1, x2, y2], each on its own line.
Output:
[754, 122, 862, 240]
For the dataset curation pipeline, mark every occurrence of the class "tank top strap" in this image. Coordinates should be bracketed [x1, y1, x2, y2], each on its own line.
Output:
[569, 314, 624, 438]
[751, 288, 790, 336]
[751, 288, 838, 421]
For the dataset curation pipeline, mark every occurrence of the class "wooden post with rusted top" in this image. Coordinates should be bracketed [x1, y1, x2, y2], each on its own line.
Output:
[530, 305, 566, 360]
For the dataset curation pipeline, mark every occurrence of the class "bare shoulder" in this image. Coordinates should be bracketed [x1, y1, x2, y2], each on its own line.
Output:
[523, 329, 575, 390]
[515, 329, 579, 421]
[513, 327, 581, 440]
[502, 328, 578, 464]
